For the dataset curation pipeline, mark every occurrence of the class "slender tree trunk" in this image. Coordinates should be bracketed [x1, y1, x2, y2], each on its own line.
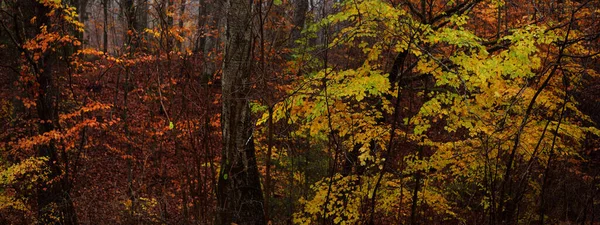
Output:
[123, 68, 137, 223]
[123, 0, 137, 47]
[72, 0, 88, 48]
[194, 0, 208, 53]
[27, 1, 77, 224]
[34, 28, 63, 225]
[290, 0, 308, 46]
[177, 0, 186, 51]
[136, 0, 148, 34]
[200, 0, 223, 81]
[264, 106, 274, 223]
[103, 0, 108, 53]
[216, 0, 265, 224]
[410, 145, 423, 225]
[167, 0, 174, 51]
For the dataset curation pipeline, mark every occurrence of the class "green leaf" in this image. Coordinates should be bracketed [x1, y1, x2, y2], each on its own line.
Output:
[169, 121, 174, 130]
[273, 0, 282, 6]
[250, 101, 267, 113]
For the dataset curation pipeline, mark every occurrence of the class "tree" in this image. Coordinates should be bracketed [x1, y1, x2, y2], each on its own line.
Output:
[280, 0, 600, 224]
[1, 0, 599, 224]
[0, 0, 97, 224]
[217, 0, 265, 224]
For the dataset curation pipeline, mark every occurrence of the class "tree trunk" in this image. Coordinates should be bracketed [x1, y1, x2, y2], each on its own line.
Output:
[199, 0, 223, 81]
[410, 145, 423, 225]
[194, 0, 208, 53]
[72, 0, 88, 48]
[166, 0, 174, 51]
[103, 0, 108, 53]
[123, 0, 136, 47]
[29, 1, 77, 224]
[177, 0, 186, 51]
[136, 0, 148, 34]
[290, 0, 308, 46]
[216, 0, 265, 224]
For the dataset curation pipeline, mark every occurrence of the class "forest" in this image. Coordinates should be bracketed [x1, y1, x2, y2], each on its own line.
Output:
[1, 0, 599, 224]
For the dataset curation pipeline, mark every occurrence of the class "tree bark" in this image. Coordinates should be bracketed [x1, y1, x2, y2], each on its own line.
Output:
[197, 0, 223, 81]
[103, 0, 108, 53]
[290, 0, 308, 46]
[123, 0, 137, 48]
[72, 0, 88, 48]
[29, 1, 77, 224]
[136, 0, 148, 34]
[177, 0, 186, 51]
[216, 0, 265, 224]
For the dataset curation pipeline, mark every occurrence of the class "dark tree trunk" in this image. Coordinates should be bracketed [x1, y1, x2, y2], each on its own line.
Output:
[197, 0, 223, 81]
[216, 0, 265, 224]
[290, 0, 308, 46]
[103, 0, 108, 53]
[123, 0, 137, 48]
[35, 44, 62, 224]
[410, 145, 423, 225]
[194, 0, 208, 53]
[30, 1, 77, 224]
[216, 0, 265, 225]
[166, 0, 174, 50]
[136, 0, 148, 34]
[177, 0, 186, 51]
[71, 0, 88, 48]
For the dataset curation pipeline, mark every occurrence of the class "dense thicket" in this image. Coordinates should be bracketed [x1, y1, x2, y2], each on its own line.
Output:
[1, 0, 599, 224]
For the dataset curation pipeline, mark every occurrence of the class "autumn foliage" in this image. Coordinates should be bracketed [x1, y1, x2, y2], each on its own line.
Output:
[1, 0, 600, 224]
